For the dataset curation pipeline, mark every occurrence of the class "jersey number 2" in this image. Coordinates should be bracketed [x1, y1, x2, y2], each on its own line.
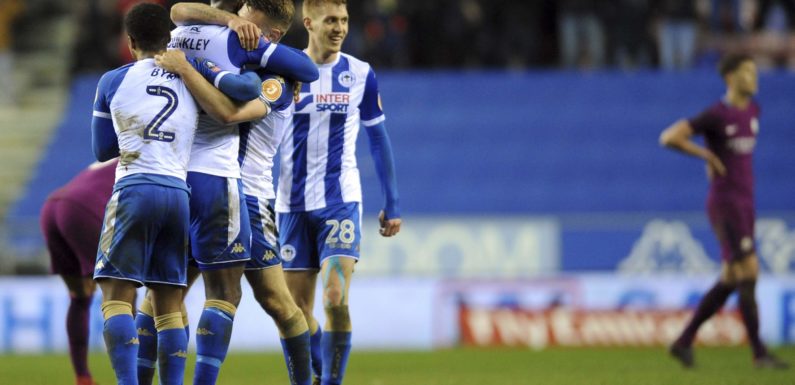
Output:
[144, 86, 178, 142]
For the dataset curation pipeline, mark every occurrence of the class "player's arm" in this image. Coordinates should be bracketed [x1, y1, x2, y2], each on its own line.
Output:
[245, 42, 319, 83]
[360, 69, 401, 237]
[659, 119, 726, 176]
[91, 74, 120, 162]
[156, 50, 269, 125]
[170, 2, 260, 49]
[188, 56, 261, 101]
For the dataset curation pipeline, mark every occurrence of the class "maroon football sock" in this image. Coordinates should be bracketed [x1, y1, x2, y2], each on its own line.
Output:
[67, 296, 93, 378]
[676, 281, 734, 347]
[736, 280, 768, 358]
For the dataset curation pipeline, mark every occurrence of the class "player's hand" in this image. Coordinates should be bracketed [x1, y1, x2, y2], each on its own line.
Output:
[378, 210, 401, 237]
[705, 152, 727, 180]
[155, 50, 191, 74]
[293, 81, 302, 102]
[228, 16, 261, 51]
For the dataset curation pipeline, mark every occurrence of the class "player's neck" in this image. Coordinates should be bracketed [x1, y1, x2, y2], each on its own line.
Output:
[306, 44, 339, 65]
[134, 49, 166, 61]
[725, 89, 751, 109]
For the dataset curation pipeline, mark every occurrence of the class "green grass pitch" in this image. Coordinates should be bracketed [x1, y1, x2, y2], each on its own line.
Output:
[2, 347, 794, 385]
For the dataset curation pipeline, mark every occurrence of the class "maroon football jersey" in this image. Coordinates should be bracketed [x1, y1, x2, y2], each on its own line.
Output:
[47, 159, 118, 219]
[689, 100, 759, 205]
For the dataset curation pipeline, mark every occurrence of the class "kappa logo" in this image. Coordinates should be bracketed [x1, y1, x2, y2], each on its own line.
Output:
[231, 243, 246, 254]
[261, 78, 283, 103]
[171, 350, 188, 358]
[196, 328, 215, 336]
[281, 244, 296, 262]
[126, 337, 140, 345]
[338, 70, 356, 88]
[263, 250, 276, 261]
[189, 26, 201, 33]
[95, 259, 105, 271]
[137, 328, 154, 337]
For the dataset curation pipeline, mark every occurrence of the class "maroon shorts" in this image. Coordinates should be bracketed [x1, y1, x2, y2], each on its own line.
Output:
[707, 200, 756, 262]
[40, 198, 103, 277]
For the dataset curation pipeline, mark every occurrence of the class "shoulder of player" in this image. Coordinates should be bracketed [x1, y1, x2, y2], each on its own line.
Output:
[340, 52, 374, 77]
[99, 62, 136, 90]
[171, 24, 228, 36]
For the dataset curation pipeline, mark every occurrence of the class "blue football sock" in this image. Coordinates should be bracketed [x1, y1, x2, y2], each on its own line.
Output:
[193, 300, 236, 385]
[135, 309, 158, 385]
[155, 312, 188, 385]
[280, 332, 311, 385]
[309, 327, 323, 379]
[321, 331, 351, 385]
[101, 301, 138, 385]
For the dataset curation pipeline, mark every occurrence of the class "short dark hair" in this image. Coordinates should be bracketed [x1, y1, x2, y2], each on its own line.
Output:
[211, 0, 243, 13]
[124, 2, 171, 53]
[718, 54, 753, 78]
[245, 0, 295, 31]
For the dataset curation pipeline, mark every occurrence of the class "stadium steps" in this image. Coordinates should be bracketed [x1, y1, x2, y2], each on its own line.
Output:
[0, 11, 74, 218]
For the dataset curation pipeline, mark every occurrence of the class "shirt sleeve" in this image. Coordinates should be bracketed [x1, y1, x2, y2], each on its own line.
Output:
[228, 33, 318, 82]
[92, 73, 113, 120]
[91, 72, 119, 161]
[256, 73, 294, 112]
[688, 107, 720, 135]
[360, 68, 385, 127]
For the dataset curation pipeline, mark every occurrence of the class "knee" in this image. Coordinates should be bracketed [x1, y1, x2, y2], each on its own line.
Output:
[323, 286, 345, 307]
[323, 304, 351, 331]
[258, 294, 292, 321]
[207, 285, 242, 306]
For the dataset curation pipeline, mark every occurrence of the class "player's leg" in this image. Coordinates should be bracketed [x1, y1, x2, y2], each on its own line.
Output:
[96, 278, 139, 385]
[315, 203, 362, 385]
[246, 194, 311, 384]
[149, 284, 189, 385]
[61, 276, 97, 385]
[143, 184, 192, 385]
[41, 199, 98, 385]
[136, 267, 200, 385]
[280, 209, 323, 383]
[187, 173, 251, 385]
[729, 257, 788, 367]
[318, 257, 355, 385]
[94, 188, 151, 385]
[246, 267, 311, 385]
[670, 209, 737, 368]
[286, 271, 321, 383]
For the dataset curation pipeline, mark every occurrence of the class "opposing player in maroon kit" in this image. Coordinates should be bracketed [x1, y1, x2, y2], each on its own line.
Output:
[660, 55, 788, 369]
[40, 158, 118, 385]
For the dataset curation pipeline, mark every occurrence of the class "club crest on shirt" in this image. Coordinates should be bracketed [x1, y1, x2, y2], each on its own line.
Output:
[725, 124, 737, 136]
[338, 70, 356, 88]
[261, 78, 283, 103]
[281, 244, 296, 262]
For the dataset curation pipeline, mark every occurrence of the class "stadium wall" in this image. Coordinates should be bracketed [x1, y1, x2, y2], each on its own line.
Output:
[1, 274, 795, 353]
[2, 71, 795, 350]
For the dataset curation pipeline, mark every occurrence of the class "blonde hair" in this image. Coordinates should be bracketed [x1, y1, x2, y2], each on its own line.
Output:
[302, 0, 346, 18]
